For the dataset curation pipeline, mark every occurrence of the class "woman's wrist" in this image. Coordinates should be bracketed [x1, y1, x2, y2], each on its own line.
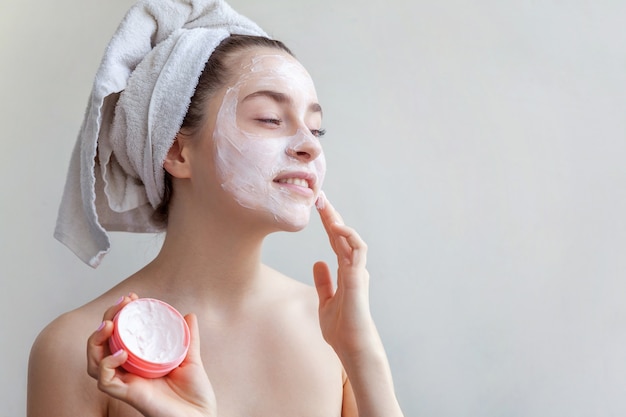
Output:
[338, 342, 404, 417]
[339, 342, 389, 379]
[332, 321, 386, 366]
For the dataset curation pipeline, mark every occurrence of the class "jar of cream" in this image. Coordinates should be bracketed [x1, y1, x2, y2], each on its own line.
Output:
[109, 298, 190, 378]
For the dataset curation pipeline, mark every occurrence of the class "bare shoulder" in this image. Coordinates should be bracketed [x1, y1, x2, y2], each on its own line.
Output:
[260, 264, 333, 350]
[255, 265, 346, 412]
[27, 300, 112, 417]
[262, 264, 320, 313]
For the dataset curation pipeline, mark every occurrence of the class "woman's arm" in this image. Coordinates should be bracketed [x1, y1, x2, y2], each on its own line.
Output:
[313, 192, 404, 417]
[28, 314, 107, 417]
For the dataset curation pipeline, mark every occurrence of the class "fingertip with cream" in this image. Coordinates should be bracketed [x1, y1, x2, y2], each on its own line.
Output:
[315, 190, 327, 210]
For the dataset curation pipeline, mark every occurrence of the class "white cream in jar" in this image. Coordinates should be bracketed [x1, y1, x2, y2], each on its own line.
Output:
[109, 298, 190, 378]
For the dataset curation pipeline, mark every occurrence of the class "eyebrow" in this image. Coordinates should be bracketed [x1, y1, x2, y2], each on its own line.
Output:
[243, 90, 323, 116]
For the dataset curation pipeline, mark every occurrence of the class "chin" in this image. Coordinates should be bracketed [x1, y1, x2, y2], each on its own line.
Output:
[235, 196, 314, 232]
[272, 209, 312, 232]
[280, 221, 309, 233]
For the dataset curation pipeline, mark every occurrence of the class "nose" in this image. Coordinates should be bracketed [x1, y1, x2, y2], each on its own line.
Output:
[285, 129, 322, 162]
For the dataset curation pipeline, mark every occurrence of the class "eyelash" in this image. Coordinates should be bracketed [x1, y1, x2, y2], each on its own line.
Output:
[256, 119, 326, 138]
[258, 118, 282, 126]
[311, 129, 326, 138]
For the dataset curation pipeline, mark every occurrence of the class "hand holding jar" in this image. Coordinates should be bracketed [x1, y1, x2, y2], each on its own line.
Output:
[87, 294, 216, 417]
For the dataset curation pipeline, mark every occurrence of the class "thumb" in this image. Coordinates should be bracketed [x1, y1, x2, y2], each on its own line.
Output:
[313, 261, 334, 305]
[182, 313, 203, 367]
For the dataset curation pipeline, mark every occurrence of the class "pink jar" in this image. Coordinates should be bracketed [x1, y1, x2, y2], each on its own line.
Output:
[109, 298, 190, 378]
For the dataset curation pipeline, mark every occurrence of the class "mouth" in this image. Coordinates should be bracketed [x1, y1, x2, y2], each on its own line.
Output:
[275, 177, 310, 188]
[273, 172, 317, 196]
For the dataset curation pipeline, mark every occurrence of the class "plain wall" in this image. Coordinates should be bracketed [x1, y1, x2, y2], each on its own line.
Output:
[2, 0, 626, 415]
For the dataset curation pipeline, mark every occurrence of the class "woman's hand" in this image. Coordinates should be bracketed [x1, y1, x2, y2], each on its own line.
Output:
[87, 294, 216, 417]
[313, 192, 383, 361]
[313, 193, 405, 417]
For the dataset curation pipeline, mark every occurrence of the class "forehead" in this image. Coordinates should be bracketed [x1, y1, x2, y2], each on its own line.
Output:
[229, 48, 316, 93]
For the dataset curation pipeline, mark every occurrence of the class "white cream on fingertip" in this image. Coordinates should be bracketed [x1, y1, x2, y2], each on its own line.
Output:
[315, 190, 326, 210]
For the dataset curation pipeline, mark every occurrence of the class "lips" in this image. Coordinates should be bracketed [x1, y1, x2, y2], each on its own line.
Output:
[273, 172, 317, 192]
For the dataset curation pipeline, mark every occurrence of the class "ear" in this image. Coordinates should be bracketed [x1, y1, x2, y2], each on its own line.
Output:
[163, 136, 192, 179]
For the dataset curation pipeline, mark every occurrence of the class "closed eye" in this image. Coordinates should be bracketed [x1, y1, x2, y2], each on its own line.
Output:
[256, 118, 282, 126]
[311, 128, 326, 138]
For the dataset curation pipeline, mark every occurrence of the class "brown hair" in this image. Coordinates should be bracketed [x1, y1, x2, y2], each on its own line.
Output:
[152, 35, 293, 227]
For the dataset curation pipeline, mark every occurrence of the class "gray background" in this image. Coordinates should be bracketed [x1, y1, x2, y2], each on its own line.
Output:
[2, 0, 626, 415]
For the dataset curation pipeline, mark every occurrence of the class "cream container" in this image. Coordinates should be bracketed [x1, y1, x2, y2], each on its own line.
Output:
[109, 298, 190, 378]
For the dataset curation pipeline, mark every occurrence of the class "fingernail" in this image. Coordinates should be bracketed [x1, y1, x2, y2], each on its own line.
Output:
[115, 296, 125, 305]
[96, 321, 105, 332]
[113, 349, 124, 357]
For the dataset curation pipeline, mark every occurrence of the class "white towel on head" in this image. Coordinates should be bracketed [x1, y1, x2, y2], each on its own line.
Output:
[54, 0, 267, 268]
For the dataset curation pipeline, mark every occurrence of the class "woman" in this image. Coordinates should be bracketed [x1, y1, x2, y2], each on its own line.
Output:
[27, 1, 404, 416]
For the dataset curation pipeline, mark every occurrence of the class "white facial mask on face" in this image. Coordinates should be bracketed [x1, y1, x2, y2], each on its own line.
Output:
[212, 54, 326, 226]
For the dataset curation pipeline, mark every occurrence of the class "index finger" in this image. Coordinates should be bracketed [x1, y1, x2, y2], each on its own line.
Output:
[316, 191, 344, 228]
[316, 191, 352, 257]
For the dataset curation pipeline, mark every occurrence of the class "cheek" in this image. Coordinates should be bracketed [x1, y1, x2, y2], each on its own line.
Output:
[213, 127, 288, 214]
[315, 152, 326, 189]
[213, 88, 258, 183]
[215, 129, 284, 183]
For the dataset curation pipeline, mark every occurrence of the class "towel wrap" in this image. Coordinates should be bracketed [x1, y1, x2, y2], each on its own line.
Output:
[54, 0, 267, 267]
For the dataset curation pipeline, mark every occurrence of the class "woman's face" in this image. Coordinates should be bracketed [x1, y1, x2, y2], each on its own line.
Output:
[211, 49, 326, 229]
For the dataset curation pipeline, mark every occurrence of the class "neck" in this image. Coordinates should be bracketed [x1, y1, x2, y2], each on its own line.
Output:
[139, 207, 273, 311]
